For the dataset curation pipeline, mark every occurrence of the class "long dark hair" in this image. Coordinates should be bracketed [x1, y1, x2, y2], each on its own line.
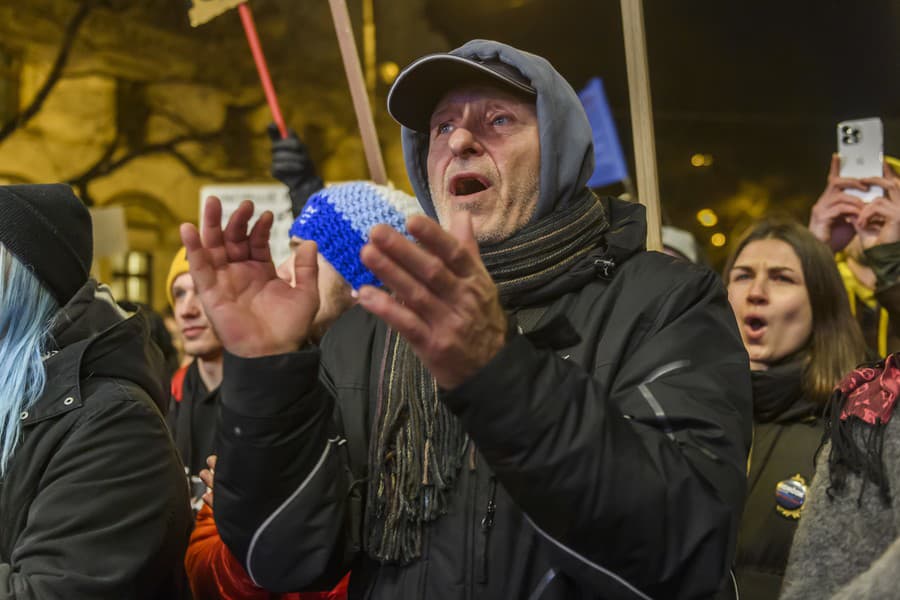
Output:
[724, 218, 867, 403]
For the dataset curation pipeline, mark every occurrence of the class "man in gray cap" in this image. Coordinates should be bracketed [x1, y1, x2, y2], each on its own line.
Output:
[184, 40, 751, 599]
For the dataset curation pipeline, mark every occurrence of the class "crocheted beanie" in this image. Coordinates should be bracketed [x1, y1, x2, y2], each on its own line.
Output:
[289, 181, 423, 289]
[165, 247, 190, 308]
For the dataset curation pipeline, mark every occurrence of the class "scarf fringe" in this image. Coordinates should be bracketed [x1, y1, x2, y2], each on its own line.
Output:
[365, 194, 609, 564]
[825, 390, 892, 507]
[366, 332, 468, 564]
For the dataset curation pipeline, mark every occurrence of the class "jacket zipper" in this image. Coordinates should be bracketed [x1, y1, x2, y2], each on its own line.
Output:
[476, 475, 497, 583]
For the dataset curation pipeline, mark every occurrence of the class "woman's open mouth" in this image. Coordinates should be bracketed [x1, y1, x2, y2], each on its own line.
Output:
[744, 316, 768, 340]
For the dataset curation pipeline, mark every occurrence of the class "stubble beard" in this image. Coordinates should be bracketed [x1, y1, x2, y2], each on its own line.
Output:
[428, 172, 540, 245]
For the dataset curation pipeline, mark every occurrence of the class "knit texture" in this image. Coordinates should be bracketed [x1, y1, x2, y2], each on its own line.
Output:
[166, 247, 190, 308]
[290, 182, 423, 289]
[781, 352, 900, 599]
[781, 414, 900, 599]
[0, 184, 92, 305]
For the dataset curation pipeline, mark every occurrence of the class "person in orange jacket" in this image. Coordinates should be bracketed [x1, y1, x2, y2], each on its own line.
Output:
[183, 177, 420, 600]
[185, 456, 350, 600]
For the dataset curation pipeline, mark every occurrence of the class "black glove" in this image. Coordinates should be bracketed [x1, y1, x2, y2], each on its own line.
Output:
[267, 123, 324, 216]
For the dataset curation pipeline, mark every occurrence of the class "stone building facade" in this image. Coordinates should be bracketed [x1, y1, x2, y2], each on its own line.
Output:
[0, 0, 444, 310]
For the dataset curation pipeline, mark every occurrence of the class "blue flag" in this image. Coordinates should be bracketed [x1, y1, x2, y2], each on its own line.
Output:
[578, 77, 628, 188]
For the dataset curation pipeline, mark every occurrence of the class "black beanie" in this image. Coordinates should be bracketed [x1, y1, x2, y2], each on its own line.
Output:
[0, 184, 93, 305]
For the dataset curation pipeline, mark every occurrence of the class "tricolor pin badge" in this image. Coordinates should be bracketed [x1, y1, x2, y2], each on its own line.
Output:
[775, 474, 808, 519]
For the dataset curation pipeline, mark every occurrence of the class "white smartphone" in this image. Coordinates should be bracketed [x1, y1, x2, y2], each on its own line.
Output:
[837, 117, 883, 202]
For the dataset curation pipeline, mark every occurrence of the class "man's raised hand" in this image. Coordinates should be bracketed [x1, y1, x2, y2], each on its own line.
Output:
[357, 212, 507, 390]
[179, 196, 320, 358]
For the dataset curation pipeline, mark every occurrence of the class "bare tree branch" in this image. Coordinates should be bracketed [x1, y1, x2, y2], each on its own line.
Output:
[0, 0, 97, 143]
[68, 132, 218, 184]
[151, 99, 266, 135]
[166, 148, 248, 181]
[67, 135, 122, 195]
[68, 130, 252, 202]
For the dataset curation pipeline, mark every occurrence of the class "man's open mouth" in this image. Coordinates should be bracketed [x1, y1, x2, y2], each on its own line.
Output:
[450, 174, 491, 196]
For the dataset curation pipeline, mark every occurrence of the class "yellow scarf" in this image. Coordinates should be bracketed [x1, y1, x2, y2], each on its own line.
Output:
[837, 254, 890, 356]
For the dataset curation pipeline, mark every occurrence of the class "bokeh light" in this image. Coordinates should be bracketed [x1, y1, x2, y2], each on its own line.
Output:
[696, 208, 719, 227]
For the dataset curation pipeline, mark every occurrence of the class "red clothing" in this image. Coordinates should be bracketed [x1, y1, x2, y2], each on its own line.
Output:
[170, 364, 189, 402]
[186, 505, 349, 600]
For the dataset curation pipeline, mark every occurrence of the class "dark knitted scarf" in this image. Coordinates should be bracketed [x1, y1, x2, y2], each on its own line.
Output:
[365, 194, 608, 564]
[824, 353, 900, 506]
[751, 358, 821, 424]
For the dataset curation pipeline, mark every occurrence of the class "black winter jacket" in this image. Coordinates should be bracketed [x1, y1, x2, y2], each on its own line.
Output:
[0, 281, 192, 599]
[213, 199, 753, 599]
[167, 359, 221, 511]
[733, 365, 823, 600]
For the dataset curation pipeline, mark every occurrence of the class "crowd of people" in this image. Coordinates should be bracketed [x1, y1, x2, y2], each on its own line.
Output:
[0, 38, 898, 600]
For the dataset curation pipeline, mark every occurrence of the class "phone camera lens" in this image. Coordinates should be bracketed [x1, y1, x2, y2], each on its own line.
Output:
[841, 127, 860, 145]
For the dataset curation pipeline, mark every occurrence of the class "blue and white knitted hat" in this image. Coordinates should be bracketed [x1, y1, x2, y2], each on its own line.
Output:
[289, 181, 424, 289]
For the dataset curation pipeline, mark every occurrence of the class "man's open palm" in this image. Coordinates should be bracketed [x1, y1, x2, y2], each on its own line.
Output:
[180, 196, 320, 358]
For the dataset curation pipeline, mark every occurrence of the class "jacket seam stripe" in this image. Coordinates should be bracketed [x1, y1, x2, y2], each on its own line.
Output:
[527, 567, 558, 600]
[638, 384, 675, 440]
[523, 514, 653, 600]
[644, 360, 691, 384]
[639, 360, 690, 440]
[245, 435, 343, 587]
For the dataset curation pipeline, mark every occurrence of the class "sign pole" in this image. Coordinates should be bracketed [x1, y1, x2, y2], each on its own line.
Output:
[237, 3, 287, 139]
[620, 0, 663, 251]
[327, 0, 388, 185]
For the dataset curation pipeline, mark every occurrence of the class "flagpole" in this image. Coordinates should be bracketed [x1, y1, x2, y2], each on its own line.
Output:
[328, 0, 388, 184]
[620, 0, 662, 251]
[237, 3, 287, 139]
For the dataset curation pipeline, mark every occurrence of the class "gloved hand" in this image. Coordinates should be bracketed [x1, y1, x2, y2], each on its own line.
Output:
[268, 123, 318, 189]
[267, 123, 325, 216]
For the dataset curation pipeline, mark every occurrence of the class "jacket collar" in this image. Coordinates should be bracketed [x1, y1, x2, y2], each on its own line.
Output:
[20, 341, 91, 427]
[20, 281, 159, 427]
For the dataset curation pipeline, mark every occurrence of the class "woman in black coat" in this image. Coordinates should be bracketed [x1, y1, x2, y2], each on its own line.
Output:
[724, 219, 867, 600]
[0, 184, 191, 599]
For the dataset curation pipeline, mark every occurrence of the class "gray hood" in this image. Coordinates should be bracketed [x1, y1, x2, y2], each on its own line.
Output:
[399, 39, 597, 223]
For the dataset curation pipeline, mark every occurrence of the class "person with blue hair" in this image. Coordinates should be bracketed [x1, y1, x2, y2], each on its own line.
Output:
[0, 184, 191, 599]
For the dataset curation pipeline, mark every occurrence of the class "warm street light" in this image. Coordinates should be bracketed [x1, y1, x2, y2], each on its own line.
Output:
[690, 153, 714, 168]
[379, 61, 399, 85]
[697, 208, 718, 227]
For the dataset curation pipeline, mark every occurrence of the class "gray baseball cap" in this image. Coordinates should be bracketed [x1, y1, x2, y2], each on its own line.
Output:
[387, 53, 536, 133]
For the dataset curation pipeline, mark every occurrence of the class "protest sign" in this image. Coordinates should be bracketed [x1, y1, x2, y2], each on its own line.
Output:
[199, 184, 294, 267]
[187, 0, 245, 27]
[89, 205, 128, 258]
